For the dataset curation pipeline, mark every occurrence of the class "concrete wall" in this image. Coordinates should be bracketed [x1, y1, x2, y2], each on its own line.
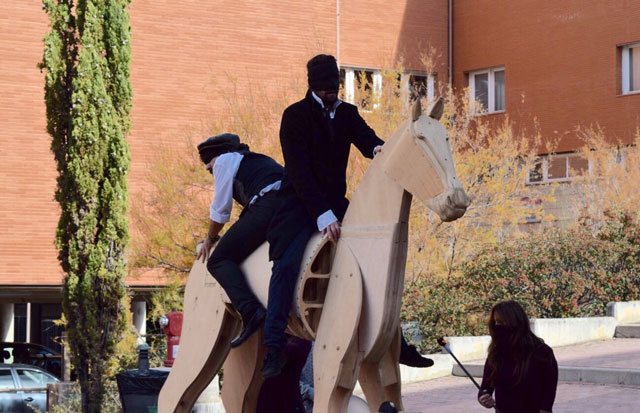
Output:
[439, 312, 625, 362]
[530, 317, 617, 347]
[607, 301, 640, 324]
[442, 335, 491, 361]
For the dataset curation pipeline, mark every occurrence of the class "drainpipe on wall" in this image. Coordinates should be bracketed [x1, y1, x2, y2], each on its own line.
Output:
[448, 0, 453, 85]
[336, 0, 341, 64]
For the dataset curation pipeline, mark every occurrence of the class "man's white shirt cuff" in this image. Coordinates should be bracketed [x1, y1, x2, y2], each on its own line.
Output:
[317, 210, 338, 231]
[210, 210, 230, 223]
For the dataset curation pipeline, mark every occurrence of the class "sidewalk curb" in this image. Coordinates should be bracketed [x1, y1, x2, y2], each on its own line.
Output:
[615, 323, 640, 338]
[452, 363, 640, 387]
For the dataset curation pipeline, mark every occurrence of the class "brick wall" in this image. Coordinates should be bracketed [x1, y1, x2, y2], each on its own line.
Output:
[341, 0, 448, 75]
[453, 0, 640, 152]
[1, 1, 440, 286]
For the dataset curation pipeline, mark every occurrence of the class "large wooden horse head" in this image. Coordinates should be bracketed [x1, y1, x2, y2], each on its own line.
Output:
[159, 97, 470, 413]
[384, 98, 470, 221]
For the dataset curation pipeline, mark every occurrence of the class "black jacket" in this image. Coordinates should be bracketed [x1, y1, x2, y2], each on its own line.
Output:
[267, 91, 384, 259]
[479, 342, 558, 413]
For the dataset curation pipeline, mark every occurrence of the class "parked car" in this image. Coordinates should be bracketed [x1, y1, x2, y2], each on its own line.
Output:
[0, 343, 61, 379]
[0, 363, 59, 413]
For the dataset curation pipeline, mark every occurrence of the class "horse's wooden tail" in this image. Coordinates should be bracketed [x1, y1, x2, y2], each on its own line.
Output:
[158, 260, 240, 413]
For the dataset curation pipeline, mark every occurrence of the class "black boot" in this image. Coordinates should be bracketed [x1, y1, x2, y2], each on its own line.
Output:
[230, 308, 266, 348]
[399, 334, 434, 368]
[261, 347, 287, 379]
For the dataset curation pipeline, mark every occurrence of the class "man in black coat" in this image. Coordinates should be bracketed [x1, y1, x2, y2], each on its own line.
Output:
[262, 55, 436, 379]
[261, 54, 383, 378]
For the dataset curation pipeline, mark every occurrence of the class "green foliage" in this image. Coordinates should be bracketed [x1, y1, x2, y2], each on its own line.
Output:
[403, 208, 640, 352]
[41, 1, 132, 412]
[148, 274, 185, 320]
[35, 380, 122, 413]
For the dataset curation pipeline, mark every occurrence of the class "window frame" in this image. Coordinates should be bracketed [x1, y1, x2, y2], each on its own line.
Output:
[526, 152, 592, 185]
[404, 71, 437, 104]
[340, 66, 436, 107]
[469, 66, 506, 114]
[621, 41, 640, 95]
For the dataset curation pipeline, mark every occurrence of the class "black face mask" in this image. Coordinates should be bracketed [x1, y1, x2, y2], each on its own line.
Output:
[492, 325, 514, 342]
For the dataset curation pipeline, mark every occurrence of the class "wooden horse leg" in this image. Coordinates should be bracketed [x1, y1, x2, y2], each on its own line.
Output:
[313, 245, 364, 413]
[158, 260, 240, 413]
[358, 327, 403, 412]
[220, 327, 266, 413]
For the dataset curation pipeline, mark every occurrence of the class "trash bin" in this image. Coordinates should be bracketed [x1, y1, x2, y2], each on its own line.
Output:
[116, 344, 169, 413]
[115, 368, 169, 413]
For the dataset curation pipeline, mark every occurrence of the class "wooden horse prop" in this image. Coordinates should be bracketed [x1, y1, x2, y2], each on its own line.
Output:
[158, 98, 470, 413]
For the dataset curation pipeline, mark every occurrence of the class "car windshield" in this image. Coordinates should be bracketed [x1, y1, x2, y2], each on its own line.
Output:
[17, 369, 58, 388]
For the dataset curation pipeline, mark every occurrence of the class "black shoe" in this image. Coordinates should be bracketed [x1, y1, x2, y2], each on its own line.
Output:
[230, 309, 266, 348]
[378, 401, 399, 413]
[261, 347, 287, 379]
[399, 341, 434, 368]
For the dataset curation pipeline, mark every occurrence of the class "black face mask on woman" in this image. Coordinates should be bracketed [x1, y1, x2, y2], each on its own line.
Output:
[492, 325, 514, 342]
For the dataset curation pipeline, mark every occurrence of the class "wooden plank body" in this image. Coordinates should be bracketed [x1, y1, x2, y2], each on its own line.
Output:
[158, 258, 239, 413]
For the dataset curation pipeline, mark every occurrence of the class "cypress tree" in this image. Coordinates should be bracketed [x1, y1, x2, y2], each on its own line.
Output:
[40, 1, 132, 411]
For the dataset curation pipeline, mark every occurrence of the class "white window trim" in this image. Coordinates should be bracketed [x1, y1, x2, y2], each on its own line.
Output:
[469, 66, 505, 114]
[622, 42, 640, 95]
[427, 74, 435, 104]
[344, 68, 355, 103]
[526, 153, 592, 185]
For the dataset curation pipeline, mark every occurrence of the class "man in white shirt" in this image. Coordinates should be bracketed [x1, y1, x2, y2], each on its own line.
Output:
[197, 133, 284, 348]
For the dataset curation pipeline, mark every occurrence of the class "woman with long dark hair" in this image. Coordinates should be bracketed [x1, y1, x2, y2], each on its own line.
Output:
[478, 300, 558, 412]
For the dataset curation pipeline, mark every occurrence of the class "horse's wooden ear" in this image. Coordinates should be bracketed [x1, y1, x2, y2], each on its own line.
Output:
[411, 99, 422, 122]
[428, 97, 444, 120]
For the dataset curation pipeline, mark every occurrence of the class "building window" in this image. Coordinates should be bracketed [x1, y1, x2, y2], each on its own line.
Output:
[407, 73, 436, 103]
[527, 153, 590, 184]
[622, 42, 640, 94]
[340, 67, 379, 109]
[340, 67, 435, 108]
[469, 67, 505, 113]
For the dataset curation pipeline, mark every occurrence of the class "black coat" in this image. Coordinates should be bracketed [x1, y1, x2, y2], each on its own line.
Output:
[479, 342, 558, 413]
[267, 91, 384, 259]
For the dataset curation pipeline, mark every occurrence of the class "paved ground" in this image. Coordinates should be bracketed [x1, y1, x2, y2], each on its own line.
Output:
[552, 338, 640, 369]
[401, 376, 640, 412]
[399, 338, 640, 412]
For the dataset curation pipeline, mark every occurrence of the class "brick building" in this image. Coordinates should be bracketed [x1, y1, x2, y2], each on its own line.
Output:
[1, 1, 639, 349]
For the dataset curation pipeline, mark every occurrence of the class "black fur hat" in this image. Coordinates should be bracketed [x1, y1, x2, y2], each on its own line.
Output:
[197, 133, 243, 164]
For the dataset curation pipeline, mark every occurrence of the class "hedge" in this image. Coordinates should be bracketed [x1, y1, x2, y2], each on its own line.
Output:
[402, 208, 640, 352]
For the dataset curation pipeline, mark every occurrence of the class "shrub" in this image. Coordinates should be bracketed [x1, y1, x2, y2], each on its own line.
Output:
[403, 208, 640, 353]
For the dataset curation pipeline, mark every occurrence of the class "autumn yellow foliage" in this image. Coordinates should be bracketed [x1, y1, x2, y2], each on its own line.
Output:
[130, 52, 638, 320]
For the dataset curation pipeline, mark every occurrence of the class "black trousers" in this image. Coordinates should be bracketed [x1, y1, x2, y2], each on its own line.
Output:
[207, 193, 278, 321]
[264, 223, 315, 349]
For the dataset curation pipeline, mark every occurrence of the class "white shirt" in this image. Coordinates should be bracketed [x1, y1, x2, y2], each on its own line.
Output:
[210, 152, 281, 223]
[311, 91, 342, 119]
